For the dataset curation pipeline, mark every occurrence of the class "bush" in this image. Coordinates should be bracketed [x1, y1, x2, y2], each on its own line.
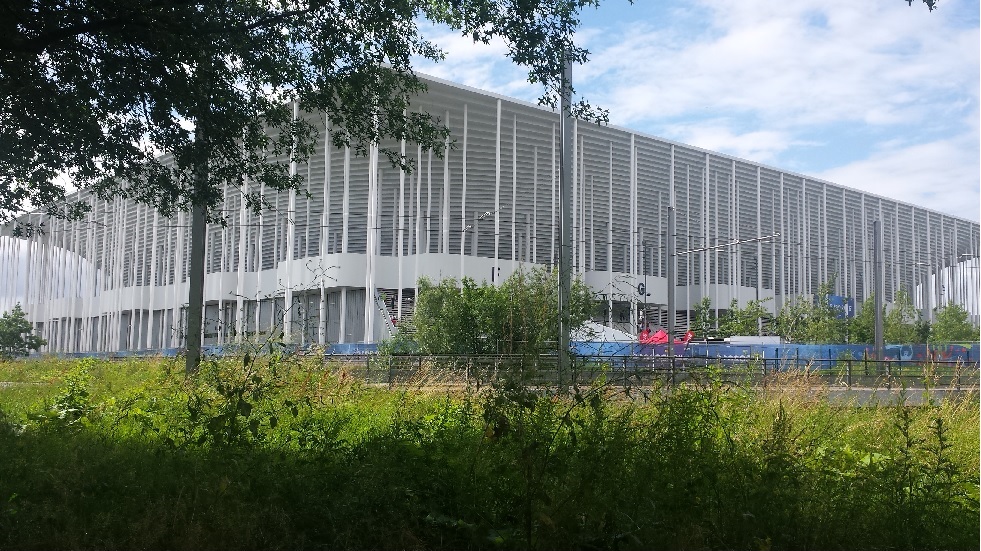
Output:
[0, 356, 977, 550]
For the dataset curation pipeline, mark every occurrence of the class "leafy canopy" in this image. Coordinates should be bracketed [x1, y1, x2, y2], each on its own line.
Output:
[930, 303, 979, 343]
[1, 0, 611, 224]
[410, 267, 594, 355]
[717, 298, 770, 338]
[0, 304, 46, 359]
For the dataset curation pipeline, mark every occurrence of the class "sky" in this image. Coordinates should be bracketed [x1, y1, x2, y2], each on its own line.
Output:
[413, 0, 981, 223]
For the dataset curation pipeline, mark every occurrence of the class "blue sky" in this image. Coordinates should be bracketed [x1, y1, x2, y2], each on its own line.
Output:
[414, 0, 980, 222]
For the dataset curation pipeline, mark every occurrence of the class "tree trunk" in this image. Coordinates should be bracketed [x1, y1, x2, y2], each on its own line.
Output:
[185, 120, 208, 375]
[185, 201, 206, 374]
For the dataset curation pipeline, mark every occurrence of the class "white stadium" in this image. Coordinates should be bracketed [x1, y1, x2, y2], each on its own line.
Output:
[2, 75, 979, 353]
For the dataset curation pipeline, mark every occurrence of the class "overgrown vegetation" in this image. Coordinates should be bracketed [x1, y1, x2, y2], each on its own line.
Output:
[1, 356, 977, 550]
[696, 282, 976, 345]
[392, 267, 594, 356]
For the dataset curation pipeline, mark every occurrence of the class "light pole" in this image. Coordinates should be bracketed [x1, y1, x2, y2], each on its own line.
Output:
[558, 49, 573, 389]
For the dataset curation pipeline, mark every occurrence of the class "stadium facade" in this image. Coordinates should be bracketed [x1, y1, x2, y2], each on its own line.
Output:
[2, 75, 979, 353]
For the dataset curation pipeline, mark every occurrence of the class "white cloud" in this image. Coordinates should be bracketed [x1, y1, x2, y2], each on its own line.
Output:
[413, 30, 538, 100]
[815, 134, 980, 222]
[416, 2, 979, 222]
[580, 1, 979, 130]
[662, 122, 805, 163]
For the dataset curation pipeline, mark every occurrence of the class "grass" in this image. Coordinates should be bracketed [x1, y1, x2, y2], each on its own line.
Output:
[0, 355, 978, 550]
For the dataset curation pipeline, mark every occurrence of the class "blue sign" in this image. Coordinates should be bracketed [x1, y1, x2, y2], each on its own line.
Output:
[826, 295, 855, 319]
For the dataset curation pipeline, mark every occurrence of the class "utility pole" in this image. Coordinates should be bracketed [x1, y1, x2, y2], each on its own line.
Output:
[557, 50, 573, 389]
[873, 219, 884, 361]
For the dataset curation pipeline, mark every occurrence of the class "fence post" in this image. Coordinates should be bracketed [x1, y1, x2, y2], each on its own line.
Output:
[388, 356, 393, 390]
[847, 358, 852, 388]
[668, 355, 678, 387]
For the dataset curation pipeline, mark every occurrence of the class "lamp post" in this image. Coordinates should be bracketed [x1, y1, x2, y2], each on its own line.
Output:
[558, 49, 573, 390]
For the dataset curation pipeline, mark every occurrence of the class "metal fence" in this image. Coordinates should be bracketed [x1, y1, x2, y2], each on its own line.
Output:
[322, 353, 981, 391]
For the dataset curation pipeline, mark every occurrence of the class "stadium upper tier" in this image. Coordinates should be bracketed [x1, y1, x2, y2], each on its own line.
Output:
[2, 74, 978, 353]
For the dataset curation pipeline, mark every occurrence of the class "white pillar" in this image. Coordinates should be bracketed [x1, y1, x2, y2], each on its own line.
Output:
[494, 99, 501, 278]
[284, 102, 298, 342]
[442, 110, 451, 255]
[364, 142, 379, 342]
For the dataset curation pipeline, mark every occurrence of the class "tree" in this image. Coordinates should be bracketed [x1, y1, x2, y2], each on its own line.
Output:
[411, 267, 593, 356]
[1, 0, 608, 222]
[773, 282, 848, 343]
[690, 296, 715, 339]
[0, 304, 46, 359]
[717, 298, 770, 338]
[2, 0, 611, 372]
[849, 295, 876, 344]
[883, 290, 920, 344]
[931, 303, 979, 342]
[851, 291, 928, 344]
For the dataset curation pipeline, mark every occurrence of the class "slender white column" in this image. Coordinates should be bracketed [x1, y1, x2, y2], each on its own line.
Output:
[860, 195, 868, 302]
[216, 181, 230, 346]
[84, 199, 99, 350]
[577, 129, 584, 274]
[170, 210, 185, 348]
[342, 146, 350, 254]
[1, 236, 9, 313]
[669, 146, 676, 325]
[757, 167, 763, 308]
[459, 104, 469, 278]
[532, 145, 537, 264]
[142, 202, 159, 349]
[713, 170, 719, 322]
[730, 160, 737, 305]
[398, 138, 406, 318]
[702, 156, 709, 304]
[686, 165, 692, 327]
[135, 203, 148, 350]
[550, 123, 556, 265]
[511, 113, 517, 270]
[284, 102, 299, 342]
[319, 123, 331, 344]
[494, 99, 501, 278]
[338, 287, 347, 344]
[69, 214, 82, 352]
[414, 144, 422, 294]
[893, 203, 901, 301]
[364, 142, 379, 342]
[607, 142, 613, 325]
[236, 180, 249, 342]
[442, 110, 451, 255]
[426, 150, 432, 255]
[23, 216, 35, 320]
[628, 134, 636, 331]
